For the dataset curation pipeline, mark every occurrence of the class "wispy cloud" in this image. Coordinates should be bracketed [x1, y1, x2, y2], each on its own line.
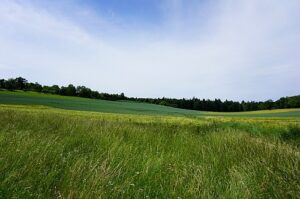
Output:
[1, 0, 299, 100]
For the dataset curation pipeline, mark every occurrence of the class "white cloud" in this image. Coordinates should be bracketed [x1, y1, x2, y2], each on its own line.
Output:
[0, 0, 299, 101]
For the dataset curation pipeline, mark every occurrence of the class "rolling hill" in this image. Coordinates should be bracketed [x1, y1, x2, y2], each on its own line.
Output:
[0, 90, 300, 117]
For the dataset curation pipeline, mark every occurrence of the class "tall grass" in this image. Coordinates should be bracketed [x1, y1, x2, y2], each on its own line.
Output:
[0, 105, 299, 198]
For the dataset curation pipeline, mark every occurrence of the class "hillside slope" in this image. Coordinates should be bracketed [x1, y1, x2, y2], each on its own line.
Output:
[0, 90, 300, 117]
[0, 90, 199, 116]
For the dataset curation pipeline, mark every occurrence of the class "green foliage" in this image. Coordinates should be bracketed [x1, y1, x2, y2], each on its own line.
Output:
[42, 85, 60, 94]
[60, 84, 76, 96]
[0, 77, 125, 101]
[76, 86, 92, 98]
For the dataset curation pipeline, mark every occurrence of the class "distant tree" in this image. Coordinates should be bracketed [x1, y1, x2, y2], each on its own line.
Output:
[15, 77, 27, 90]
[59, 86, 67, 95]
[66, 84, 76, 96]
[42, 85, 60, 94]
[33, 82, 42, 92]
[5, 78, 16, 90]
[76, 86, 92, 98]
[287, 96, 300, 108]
[0, 79, 5, 88]
[120, 92, 126, 100]
[42, 86, 51, 93]
[50, 85, 60, 94]
[193, 100, 201, 110]
[25, 82, 35, 91]
[264, 100, 274, 110]
[91, 91, 100, 99]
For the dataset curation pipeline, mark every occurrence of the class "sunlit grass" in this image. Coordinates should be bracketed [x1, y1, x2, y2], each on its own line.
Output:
[0, 105, 299, 198]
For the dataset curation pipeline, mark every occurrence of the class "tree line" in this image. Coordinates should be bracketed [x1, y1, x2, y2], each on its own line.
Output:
[0, 77, 125, 101]
[129, 96, 300, 112]
[1, 77, 299, 112]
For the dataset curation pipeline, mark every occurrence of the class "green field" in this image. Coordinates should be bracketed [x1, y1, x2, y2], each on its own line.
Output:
[1, 90, 300, 117]
[0, 90, 200, 116]
[0, 91, 300, 198]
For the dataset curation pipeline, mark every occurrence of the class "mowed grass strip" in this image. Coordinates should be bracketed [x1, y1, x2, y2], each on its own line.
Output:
[0, 105, 299, 198]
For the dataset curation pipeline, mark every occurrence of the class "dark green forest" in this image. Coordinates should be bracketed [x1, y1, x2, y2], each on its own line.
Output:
[1, 77, 299, 112]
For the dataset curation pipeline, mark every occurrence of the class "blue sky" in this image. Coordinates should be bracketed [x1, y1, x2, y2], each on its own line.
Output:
[1, 0, 300, 101]
[80, 0, 163, 22]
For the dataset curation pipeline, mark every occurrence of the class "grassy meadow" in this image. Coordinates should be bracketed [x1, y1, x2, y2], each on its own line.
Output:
[0, 91, 300, 198]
